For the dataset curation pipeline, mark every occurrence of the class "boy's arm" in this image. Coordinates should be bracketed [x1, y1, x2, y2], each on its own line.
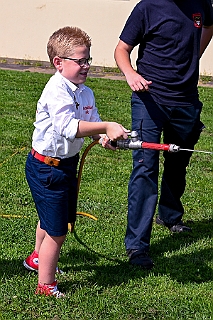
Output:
[76, 120, 129, 141]
[114, 40, 152, 92]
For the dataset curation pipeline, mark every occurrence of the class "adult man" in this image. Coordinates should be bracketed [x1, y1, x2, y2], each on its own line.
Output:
[114, 0, 213, 269]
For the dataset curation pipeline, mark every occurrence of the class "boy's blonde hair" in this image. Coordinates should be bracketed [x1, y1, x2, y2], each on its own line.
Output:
[47, 26, 91, 66]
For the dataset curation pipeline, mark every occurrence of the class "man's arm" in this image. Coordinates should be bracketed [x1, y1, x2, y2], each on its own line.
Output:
[200, 25, 213, 57]
[114, 40, 152, 92]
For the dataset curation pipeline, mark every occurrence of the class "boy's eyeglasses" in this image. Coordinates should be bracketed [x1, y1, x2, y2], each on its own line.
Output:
[60, 57, 92, 67]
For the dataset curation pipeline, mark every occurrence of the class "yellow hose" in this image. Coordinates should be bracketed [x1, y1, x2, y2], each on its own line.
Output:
[76, 212, 98, 221]
[0, 214, 27, 218]
[0, 147, 26, 167]
[77, 140, 99, 194]
[0, 143, 99, 229]
[1, 147, 27, 219]
[68, 140, 99, 232]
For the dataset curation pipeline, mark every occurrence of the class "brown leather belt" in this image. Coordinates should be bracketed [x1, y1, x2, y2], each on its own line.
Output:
[31, 148, 60, 166]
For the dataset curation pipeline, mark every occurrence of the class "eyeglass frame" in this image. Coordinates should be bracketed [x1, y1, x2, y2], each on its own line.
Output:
[59, 56, 92, 67]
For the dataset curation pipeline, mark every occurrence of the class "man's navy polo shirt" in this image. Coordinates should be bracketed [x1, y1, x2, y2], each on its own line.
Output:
[120, 0, 213, 106]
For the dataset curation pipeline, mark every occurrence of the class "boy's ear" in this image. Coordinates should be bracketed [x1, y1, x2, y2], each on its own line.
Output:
[53, 56, 63, 70]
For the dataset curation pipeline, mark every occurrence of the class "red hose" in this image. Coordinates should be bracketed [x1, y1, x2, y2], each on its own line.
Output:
[141, 142, 170, 151]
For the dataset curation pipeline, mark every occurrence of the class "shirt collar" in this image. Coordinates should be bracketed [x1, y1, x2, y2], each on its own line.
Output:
[55, 71, 85, 93]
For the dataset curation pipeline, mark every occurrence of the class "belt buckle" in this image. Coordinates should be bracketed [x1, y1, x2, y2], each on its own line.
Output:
[44, 156, 60, 166]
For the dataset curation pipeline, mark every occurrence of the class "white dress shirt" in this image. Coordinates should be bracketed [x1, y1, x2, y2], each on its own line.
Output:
[32, 71, 101, 158]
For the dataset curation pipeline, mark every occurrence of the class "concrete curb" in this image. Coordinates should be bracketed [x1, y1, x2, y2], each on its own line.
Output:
[0, 58, 126, 81]
[0, 60, 213, 86]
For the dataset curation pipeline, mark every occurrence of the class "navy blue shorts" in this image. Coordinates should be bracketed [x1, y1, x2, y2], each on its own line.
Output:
[25, 152, 79, 236]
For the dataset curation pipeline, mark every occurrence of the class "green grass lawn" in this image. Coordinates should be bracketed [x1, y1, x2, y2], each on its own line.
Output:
[0, 69, 212, 320]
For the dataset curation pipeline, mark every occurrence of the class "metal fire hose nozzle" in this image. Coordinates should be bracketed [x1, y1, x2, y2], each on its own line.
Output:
[101, 131, 181, 152]
[116, 139, 143, 149]
[115, 131, 142, 149]
[115, 131, 181, 152]
[100, 130, 212, 154]
[168, 144, 180, 152]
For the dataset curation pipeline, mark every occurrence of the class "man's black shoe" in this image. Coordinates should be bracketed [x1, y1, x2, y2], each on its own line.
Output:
[127, 249, 154, 269]
[156, 216, 192, 233]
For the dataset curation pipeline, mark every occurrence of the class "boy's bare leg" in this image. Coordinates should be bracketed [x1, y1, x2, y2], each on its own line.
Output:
[38, 233, 66, 284]
[35, 220, 45, 253]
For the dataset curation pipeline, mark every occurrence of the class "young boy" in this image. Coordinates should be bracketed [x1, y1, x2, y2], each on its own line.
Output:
[23, 26, 128, 298]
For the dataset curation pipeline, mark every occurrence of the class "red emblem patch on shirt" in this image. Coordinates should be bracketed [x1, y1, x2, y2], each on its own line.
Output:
[83, 105, 93, 114]
[193, 13, 202, 28]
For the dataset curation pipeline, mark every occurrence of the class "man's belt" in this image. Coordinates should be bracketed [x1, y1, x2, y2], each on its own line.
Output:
[31, 149, 60, 166]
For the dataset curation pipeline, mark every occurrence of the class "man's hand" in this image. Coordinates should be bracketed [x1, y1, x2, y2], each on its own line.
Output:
[114, 40, 152, 92]
[125, 70, 152, 92]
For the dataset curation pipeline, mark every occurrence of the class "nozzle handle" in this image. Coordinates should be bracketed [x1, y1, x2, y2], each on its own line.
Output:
[110, 140, 117, 148]
[141, 142, 170, 151]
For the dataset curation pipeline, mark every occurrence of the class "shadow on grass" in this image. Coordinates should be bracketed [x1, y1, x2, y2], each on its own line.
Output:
[150, 217, 213, 284]
[0, 259, 34, 279]
[59, 217, 213, 289]
[0, 218, 212, 291]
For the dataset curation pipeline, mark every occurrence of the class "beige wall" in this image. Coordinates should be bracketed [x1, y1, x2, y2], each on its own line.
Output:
[1, 0, 213, 75]
[200, 41, 213, 75]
